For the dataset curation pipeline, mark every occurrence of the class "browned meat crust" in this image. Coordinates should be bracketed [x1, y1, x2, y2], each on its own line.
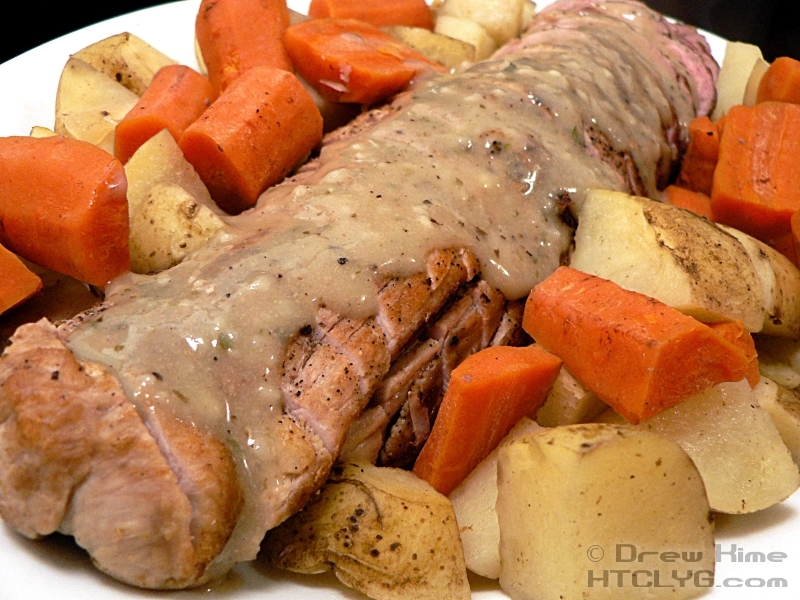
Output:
[0, 321, 242, 588]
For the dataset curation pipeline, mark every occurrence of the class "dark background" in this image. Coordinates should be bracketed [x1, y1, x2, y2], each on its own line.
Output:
[0, 1, 798, 66]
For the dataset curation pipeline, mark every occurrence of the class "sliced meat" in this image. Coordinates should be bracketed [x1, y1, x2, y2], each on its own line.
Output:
[0, 321, 241, 588]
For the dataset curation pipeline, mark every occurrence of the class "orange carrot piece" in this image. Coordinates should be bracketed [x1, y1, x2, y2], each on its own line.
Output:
[663, 185, 714, 220]
[522, 267, 750, 424]
[0, 244, 42, 315]
[412, 345, 562, 496]
[675, 115, 723, 195]
[0, 136, 129, 287]
[708, 321, 759, 388]
[284, 18, 444, 105]
[757, 56, 800, 104]
[179, 66, 322, 215]
[308, 0, 434, 29]
[115, 65, 213, 164]
[711, 102, 800, 240]
[196, 0, 293, 98]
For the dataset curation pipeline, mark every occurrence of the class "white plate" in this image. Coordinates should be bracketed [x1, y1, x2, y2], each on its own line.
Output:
[0, 1, 797, 598]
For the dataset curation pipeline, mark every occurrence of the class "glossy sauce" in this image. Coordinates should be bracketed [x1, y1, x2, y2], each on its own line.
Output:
[66, 11, 687, 571]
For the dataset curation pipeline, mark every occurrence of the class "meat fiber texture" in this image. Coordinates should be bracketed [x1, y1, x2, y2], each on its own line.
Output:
[0, 0, 717, 589]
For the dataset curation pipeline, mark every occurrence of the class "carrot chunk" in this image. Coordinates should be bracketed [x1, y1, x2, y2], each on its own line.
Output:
[179, 66, 323, 215]
[0, 244, 42, 315]
[0, 136, 129, 287]
[711, 102, 800, 240]
[115, 65, 213, 164]
[675, 115, 723, 195]
[707, 321, 759, 388]
[196, 0, 294, 98]
[757, 56, 800, 104]
[284, 18, 444, 105]
[308, 0, 434, 29]
[412, 345, 562, 496]
[663, 185, 714, 220]
[522, 267, 749, 424]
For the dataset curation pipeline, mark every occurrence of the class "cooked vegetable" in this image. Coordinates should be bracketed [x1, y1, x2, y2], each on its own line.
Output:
[71, 32, 177, 96]
[284, 18, 443, 105]
[744, 56, 770, 106]
[663, 184, 714, 219]
[437, 0, 527, 46]
[449, 417, 541, 579]
[718, 223, 800, 338]
[675, 115, 722, 196]
[434, 15, 497, 61]
[756, 335, 800, 389]
[179, 66, 323, 214]
[54, 57, 139, 154]
[125, 129, 217, 220]
[754, 377, 800, 465]
[597, 380, 800, 514]
[711, 102, 800, 240]
[383, 25, 477, 69]
[708, 320, 759, 387]
[523, 266, 750, 424]
[195, 0, 293, 98]
[264, 461, 470, 600]
[0, 244, 42, 316]
[756, 56, 800, 104]
[309, 0, 434, 29]
[534, 365, 607, 427]
[114, 65, 213, 164]
[412, 345, 562, 495]
[497, 424, 715, 600]
[129, 183, 226, 274]
[711, 40, 764, 120]
[570, 190, 765, 332]
[0, 136, 128, 287]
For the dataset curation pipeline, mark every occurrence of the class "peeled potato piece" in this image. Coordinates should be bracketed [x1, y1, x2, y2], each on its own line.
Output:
[264, 461, 470, 600]
[71, 32, 176, 96]
[449, 417, 542, 579]
[54, 57, 139, 154]
[597, 380, 800, 514]
[497, 424, 715, 600]
[711, 41, 764, 120]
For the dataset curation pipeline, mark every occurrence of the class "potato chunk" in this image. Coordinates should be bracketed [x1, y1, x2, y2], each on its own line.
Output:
[598, 380, 800, 513]
[129, 183, 226, 274]
[497, 424, 714, 600]
[54, 57, 139, 153]
[449, 417, 541, 579]
[264, 461, 470, 600]
[571, 189, 767, 332]
[437, 0, 526, 46]
[124, 129, 216, 219]
[71, 32, 176, 96]
[754, 377, 800, 465]
[535, 366, 607, 427]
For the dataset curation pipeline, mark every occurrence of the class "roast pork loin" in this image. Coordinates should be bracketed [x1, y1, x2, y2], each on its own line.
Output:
[0, 0, 717, 588]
